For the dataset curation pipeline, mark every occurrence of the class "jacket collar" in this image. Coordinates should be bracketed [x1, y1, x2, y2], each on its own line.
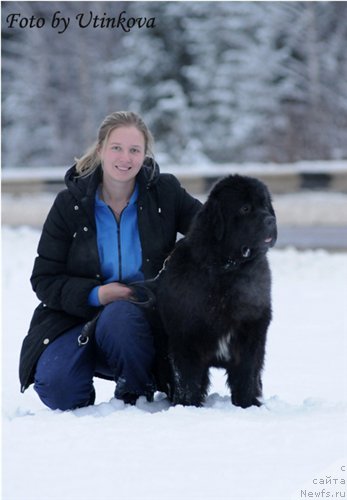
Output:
[95, 182, 139, 208]
[64, 158, 160, 225]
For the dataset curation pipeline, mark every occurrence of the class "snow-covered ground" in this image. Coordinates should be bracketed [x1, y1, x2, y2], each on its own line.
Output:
[2, 226, 347, 500]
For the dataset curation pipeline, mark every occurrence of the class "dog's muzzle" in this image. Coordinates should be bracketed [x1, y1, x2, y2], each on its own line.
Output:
[263, 215, 277, 247]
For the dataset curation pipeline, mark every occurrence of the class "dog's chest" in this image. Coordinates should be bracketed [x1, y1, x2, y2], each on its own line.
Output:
[210, 269, 271, 321]
[215, 332, 232, 361]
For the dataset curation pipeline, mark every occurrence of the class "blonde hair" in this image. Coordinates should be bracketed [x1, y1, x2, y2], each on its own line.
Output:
[75, 111, 154, 177]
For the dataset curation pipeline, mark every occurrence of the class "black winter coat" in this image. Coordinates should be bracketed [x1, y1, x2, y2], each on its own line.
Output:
[19, 161, 202, 392]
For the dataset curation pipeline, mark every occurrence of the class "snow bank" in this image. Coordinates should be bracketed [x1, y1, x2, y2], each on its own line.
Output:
[3, 190, 347, 227]
[272, 191, 347, 226]
[2, 227, 347, 500]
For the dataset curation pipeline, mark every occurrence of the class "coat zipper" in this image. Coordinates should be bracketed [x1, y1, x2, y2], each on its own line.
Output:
[117, 219, 122, 282]
[108, 206, 123, 282]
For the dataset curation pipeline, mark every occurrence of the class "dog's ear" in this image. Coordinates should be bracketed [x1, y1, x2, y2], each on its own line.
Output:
[204, 197, 224, 241]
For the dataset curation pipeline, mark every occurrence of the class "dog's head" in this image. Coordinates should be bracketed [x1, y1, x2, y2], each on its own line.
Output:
[189, 175, 277, 268]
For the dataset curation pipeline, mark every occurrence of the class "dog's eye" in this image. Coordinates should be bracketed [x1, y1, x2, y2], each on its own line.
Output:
[240, 204, 251, 215]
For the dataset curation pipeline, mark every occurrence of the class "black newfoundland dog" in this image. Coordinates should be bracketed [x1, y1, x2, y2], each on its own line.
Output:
[149, 175, 277, 408]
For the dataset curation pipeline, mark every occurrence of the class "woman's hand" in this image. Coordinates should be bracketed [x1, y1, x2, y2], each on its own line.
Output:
[98, 282, 133, 306]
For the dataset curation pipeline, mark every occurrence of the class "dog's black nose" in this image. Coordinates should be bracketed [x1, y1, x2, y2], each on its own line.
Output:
[264, 215, 276, 230]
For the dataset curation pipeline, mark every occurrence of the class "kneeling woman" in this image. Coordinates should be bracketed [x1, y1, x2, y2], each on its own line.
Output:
[19, 111, 201, 410]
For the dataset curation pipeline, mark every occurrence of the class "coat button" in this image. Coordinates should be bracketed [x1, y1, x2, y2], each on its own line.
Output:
[96, 274, 101, 279]
[139, 206, 143, 211]
[83, 227, 88, 232]
[73, 232, 77, 238]
[74, 205, 79, 211]
[43, 338, 50, 345]
[146, 258, 150, 263]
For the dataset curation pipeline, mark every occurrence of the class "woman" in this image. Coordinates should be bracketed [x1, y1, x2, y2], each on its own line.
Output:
[19, 111, 202, 410]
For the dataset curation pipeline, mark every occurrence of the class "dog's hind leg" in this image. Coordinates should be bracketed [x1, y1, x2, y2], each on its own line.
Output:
[170, 355, 210, 407]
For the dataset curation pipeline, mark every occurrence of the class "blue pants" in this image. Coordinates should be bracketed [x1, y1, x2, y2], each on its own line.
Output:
[34, 301, 155, 410]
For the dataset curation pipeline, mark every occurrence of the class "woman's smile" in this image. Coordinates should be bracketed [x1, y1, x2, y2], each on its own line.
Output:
[114, 163, 132, 172]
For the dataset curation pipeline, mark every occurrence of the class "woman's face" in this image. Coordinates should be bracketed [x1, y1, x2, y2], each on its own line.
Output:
[99, 126, 146, 185]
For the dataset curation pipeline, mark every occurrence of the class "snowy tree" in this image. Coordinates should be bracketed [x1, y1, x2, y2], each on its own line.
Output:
[2, 1, 347, 167]
[180, 2, 286, 162]
[106, 2, 279, 163]
[2, 1, 127, 167]
[266, 2, 347, 161]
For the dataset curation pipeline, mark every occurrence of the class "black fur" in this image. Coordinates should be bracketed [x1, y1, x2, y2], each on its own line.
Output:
[154, 175, 277, 408]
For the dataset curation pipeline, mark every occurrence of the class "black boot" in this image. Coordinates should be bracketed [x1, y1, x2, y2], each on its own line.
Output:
[76, 387, 96, 408]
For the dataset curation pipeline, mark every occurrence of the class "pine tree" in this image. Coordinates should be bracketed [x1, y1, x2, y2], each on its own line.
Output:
[2, 1, 347, 167]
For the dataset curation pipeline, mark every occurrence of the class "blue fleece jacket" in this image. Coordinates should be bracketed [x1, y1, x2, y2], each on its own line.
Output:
[88, 183, 143, 306]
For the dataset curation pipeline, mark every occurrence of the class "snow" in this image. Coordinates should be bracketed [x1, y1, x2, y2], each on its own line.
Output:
[3, 190, 347, 228]
[2, 226, 347, 500]
[3, 160, 347, 179]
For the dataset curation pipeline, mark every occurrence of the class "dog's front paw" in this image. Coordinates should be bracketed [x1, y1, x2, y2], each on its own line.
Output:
[232, 394, 262, 409]
[172, 387, 203, 407]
